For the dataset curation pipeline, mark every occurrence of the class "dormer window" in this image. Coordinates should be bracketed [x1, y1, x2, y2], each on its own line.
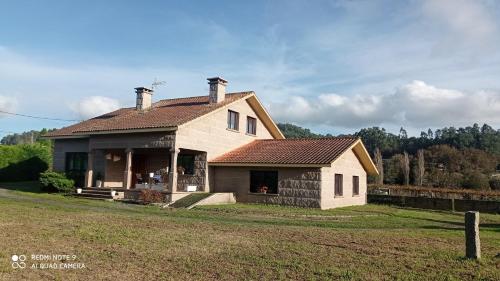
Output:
[227, 110, 239, 131]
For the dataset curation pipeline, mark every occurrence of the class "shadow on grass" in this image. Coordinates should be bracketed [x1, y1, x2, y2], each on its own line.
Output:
[0, 181, 43, 193]
[398, 214, 500, 232]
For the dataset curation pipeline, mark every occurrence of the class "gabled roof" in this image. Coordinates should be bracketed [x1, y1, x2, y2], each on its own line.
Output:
[45, 92, 283, 139]
[209, 137, 379, 175]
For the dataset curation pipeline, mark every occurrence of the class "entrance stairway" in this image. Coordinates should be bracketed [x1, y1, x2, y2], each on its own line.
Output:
[74, 188, 122, 200]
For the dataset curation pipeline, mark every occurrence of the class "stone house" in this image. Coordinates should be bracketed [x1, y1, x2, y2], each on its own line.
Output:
[45, 77, 378, 209]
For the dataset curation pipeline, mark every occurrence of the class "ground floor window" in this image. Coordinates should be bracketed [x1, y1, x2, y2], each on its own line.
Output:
[334, 173, 343, 196]
[250, 170, 278, 194]
[353, 176, 359, 196]
[177, 154, 195, 175]
[65, 152, 87, 187]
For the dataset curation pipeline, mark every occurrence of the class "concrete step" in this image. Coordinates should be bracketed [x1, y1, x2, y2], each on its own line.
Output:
[73, 195, 114, 201]
[74, 188, 124, 201]
[80, 187, 120, 192]
[74, 193, 113, 199]
[78, 190, 113, 195]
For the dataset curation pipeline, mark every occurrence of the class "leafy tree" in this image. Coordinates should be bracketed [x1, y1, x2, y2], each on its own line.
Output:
[462, 170, 490, 190]
[277, 123, 323, 138]
[1, 128, 55, 145]
[355, 127, 400, 156]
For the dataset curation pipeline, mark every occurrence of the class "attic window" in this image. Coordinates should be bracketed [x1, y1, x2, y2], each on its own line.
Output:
[227, 110, 239, 131]
[246, 116, 256, 135]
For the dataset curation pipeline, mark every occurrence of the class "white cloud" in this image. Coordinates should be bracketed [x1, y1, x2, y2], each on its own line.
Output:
[0, 95, 18, 117]
[269, 80, 500, 130]
[71, 96, 120, 120]
[422, 0, 499, 54]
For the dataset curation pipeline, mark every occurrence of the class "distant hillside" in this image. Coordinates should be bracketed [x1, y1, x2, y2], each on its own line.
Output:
[277, 123, 331, 138]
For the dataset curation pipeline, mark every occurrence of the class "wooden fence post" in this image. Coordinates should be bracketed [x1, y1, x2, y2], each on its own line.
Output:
[465, 211, 481, 259]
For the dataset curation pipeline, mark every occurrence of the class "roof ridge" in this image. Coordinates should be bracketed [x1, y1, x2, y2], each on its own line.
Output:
[153, 91, 253, 104]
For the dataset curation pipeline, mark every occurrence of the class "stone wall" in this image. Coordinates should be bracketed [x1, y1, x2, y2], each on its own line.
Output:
[368, 194, 500, 214]
[212, 166, 322, 208]
[177, 152, 207, 192]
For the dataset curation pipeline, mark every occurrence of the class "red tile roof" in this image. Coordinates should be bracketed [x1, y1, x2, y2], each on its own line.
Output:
[45, 92, 253, 137]
[209, 137, 360, 165]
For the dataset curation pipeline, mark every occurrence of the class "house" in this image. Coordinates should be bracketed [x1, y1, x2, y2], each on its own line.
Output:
[44, 77, 378, 209]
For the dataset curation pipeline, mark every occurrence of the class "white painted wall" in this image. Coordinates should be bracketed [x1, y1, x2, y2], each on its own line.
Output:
[321, 149, 367, 209]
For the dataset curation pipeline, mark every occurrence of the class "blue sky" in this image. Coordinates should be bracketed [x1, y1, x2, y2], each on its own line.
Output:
[1, 0, 500, 137]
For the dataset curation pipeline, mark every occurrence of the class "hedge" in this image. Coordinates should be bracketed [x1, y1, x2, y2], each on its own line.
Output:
[0, 143, 52, 181]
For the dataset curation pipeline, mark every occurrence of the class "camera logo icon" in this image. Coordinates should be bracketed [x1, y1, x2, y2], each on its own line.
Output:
[11, 255, 27, 269]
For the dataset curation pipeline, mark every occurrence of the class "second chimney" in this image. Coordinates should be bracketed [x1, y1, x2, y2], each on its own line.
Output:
[207, 77, 227, 104]
[135, 87, 153, 111]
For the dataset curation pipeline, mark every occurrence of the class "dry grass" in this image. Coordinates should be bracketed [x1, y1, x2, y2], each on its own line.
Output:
[0, 182, 499, 280]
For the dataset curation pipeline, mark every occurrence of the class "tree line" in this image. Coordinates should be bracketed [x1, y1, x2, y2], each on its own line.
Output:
[278, 123, 500, 190]
[1, 128, 55, 145]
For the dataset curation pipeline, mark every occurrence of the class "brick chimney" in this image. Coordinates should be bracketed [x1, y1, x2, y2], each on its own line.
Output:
[207, 77, 227, 104]
[135, 87, 153, 111]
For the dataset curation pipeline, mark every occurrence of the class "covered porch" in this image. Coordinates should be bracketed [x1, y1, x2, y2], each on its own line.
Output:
[83, 147, 207, 193]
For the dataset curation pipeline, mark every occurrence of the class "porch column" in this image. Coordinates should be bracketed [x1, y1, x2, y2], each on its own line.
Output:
[169, 148, 180, 192]
[84, 150, 94, 187]
[124, 148, 133, 189]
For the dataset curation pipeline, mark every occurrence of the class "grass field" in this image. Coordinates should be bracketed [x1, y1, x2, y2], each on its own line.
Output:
[0, 182, 499, 280]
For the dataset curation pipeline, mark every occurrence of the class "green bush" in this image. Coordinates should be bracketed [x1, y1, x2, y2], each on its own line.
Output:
[489, 175, 500, 190]
[39, 171, 74, 193]
[0, 143, 51, 181]
[462, 170, 490, 190]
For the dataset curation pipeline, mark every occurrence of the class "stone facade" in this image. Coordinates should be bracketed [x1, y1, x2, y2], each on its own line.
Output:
[212, 167, 322, 208]
[177, 152, 207, 192]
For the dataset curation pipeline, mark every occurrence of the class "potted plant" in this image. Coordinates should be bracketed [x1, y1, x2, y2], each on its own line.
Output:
[95, 172, 103, 188]
[259, 186, 268, 194]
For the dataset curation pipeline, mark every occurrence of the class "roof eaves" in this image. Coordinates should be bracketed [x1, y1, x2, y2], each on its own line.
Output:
[208, 162, 328, 167]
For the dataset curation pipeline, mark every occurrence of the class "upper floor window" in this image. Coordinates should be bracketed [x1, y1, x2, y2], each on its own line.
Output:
[246, 116, 257, 135]
[227, 110, 239, 131]
[334, 174, 343, 197]
[353, 176, 359, 196]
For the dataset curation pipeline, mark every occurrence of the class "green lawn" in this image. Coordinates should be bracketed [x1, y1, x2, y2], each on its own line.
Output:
[0, 182, 499, 281]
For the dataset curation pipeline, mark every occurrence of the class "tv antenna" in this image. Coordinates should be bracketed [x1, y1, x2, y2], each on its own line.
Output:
[151, 77, 166, 90]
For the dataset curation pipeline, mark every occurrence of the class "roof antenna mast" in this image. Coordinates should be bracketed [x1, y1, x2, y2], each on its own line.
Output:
[151, 77, 166, 90]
